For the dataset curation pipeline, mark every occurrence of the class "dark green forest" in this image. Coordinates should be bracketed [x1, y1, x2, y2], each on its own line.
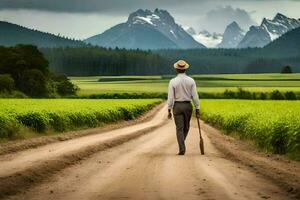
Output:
[42, 46, 300, 75]
[42, 47, 163, 76]
[0, 45, 76, 97]
[157, 48, 300, 74]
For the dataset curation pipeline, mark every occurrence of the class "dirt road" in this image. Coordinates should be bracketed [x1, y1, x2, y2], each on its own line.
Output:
[1, 105, 299, 200]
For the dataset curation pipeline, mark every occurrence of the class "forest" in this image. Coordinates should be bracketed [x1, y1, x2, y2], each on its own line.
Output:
[42, 47, 163, 76]
[42, 46, 300, 76]
[0, 45, 76, 97]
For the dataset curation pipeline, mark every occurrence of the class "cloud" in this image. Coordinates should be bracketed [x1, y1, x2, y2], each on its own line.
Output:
[0, 0, 297, 14]
[0, 0, 203, 13]
[198, 5, 257, 33]
[0, 0, 126, 13]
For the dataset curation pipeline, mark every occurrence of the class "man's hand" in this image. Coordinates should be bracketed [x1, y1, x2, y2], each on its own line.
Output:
[168, 109, 172, 119]
[196, 109, 200, 119]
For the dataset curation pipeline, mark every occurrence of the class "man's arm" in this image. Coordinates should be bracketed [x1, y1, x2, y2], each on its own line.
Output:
[167, 80, 174, 119]
[191, 80, 200, 118]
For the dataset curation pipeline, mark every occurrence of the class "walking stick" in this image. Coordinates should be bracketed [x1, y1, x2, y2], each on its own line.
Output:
[196, 117, 205, 155]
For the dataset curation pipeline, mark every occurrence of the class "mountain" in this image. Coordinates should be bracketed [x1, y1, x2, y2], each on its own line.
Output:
[184, 27, 197, 35]
[238, 13, 300, 48]
[183, 27, 222, 48]
[262, 27, 300, 57]
[217, 22, 245, 48]
[237, 26, 271, 48]
[85, 9, 205, 49]
[0, 21, 85, 47]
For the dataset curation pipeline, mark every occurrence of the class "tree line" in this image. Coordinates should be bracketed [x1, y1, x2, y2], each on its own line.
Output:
[42, 47, 164, 76]
[41, 46, 300, 75]
[157, 48, 300, 74]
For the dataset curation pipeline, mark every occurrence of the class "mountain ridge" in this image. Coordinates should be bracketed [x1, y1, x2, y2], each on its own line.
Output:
[261, 26, 300, 57]
[238, 13, 300, 48]
[0, 21, 85, 47]
[85, 9, 206, 49]
[218, 21, 245, 48]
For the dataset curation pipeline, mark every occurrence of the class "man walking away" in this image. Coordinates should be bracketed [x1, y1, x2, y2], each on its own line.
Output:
[167, 60, 200, 155]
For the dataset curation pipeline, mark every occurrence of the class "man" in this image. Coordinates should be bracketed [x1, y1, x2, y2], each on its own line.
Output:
[167, 60, 200, 155]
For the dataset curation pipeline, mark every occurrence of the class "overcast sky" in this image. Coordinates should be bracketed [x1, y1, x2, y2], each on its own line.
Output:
[0, 0, 299, 39]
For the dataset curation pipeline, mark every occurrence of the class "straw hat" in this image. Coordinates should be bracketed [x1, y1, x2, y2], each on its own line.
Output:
[173, 60, 190, 69]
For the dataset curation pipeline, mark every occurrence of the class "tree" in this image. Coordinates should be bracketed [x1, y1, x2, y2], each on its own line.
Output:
[0, 74, 15, 92]
[19, 69, 48, 97]
[54, 75, 77, 95]
[0, 45, 77, 97]
[281, 65, 293, 73]
[271, 90, 285, 100]
[284, 91, 297, 100]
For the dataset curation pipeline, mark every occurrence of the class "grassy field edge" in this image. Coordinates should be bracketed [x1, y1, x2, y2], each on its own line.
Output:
[200, 100, 300, 160]
[0, 99, 162, 141]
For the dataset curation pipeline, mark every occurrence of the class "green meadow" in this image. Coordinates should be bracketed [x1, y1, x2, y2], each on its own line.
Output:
[71, 73, 300, 95]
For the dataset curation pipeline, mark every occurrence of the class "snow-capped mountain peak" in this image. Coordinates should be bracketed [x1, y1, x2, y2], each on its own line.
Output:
[274, 13, 286, 20]
[273, 13, 297, 25]
[127, 9, 205, 47]
[238, 13, 300, 48]
[261, 18, 281, 40]
[183, 27, 222, 48]
[128, 10, 158, 26]
[132, 14, 160, 26]
[261, 13, 300, 41]
[128, 9, 175, 27]
[183, 26, 196, 35]
[228, 21, 239, 28]
[218, 21, 245, 48]
[85, 9, 205, 49]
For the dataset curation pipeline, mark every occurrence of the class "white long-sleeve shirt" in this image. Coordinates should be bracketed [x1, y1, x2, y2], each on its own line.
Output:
[167, 73, 200, 110]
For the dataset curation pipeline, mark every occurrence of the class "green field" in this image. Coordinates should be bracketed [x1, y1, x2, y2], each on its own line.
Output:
[0, 99, 162, 139]
[192, 73, 300, 80]
[1, 97, 299, 159]
[200, 100, 300, 159]
[71, 73, 300, 95]
[2, 73, 300, 157]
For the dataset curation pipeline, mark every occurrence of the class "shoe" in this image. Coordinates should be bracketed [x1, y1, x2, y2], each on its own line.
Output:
[177, 151, 185, 155]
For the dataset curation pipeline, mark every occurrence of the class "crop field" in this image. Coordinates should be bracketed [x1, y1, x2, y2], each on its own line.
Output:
[70, 73, 300, 95]
[0, 99, 162, 139]
[192, 73, 300, 80]
[200, 100, 300, 159]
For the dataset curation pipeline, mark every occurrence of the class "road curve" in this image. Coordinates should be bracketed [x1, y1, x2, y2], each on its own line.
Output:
[4, 111, 294, 200]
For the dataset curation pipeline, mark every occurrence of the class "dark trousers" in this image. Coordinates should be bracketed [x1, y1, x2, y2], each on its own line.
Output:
[173, 102, 193, 153]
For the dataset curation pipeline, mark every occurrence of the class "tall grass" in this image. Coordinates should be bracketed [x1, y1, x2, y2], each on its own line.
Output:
[0, 99, 162, 139]
[200, 100, 300, 160]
